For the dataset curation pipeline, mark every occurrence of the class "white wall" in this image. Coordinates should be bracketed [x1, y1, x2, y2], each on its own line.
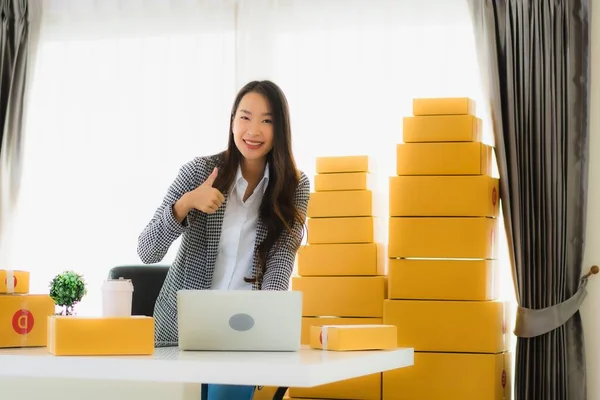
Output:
[581, 2, 600, 399]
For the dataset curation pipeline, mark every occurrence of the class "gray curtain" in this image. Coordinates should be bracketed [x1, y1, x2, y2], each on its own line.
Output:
[467, 0, 592, 399]
[0, 0, 29, 250]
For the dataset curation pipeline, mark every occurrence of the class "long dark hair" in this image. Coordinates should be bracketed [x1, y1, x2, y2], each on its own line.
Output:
[213, 80, 304, 284]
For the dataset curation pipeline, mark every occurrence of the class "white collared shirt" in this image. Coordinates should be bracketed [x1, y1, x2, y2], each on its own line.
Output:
[210, 163, 270, 290]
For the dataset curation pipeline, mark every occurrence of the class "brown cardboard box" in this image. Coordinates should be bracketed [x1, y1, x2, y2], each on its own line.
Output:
[289, 373, 381, 400]
[383, 299, 508, 353]
[316, 155, 370, 173]
[388, 217, 497, 259]
[396, 142, 493, 176]
[383, 352, 510, 400]
[0, 294, 55, 348]
[308, 217, 378, 244]
[301, 317, 383, 344]
[309, 324, 397, 351]
[389, 175, 499, 217]
[47, 316, 155, 356]
[412, 97, 476, 116]
[308, 190, 374, 218]
[297, 243, 384, 276]
[388, 259, 498, 301]
[314, 172, 373, 191]
[403, 115, 482, 143]
[0, 270, 30, 294]
[292, 276, 386, 317]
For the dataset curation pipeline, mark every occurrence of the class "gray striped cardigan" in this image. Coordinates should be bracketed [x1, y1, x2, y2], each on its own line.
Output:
[137, 153, 310, 347]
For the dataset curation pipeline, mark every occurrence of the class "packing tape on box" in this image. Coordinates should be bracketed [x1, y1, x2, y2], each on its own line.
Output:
[6, 269, 14, 293]
[321, 326, 329, 350]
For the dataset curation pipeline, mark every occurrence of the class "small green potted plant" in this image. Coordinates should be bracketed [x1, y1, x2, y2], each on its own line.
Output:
[49, 270, 87, 316]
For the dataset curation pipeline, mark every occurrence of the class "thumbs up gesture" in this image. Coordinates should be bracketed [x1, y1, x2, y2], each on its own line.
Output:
[184, 167, 225, 215]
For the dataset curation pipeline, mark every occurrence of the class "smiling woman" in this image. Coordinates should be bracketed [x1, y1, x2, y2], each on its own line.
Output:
[137, 79, 310, 399]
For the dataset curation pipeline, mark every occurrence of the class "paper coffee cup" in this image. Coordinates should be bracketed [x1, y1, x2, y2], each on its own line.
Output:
[101, 278, 134, 317]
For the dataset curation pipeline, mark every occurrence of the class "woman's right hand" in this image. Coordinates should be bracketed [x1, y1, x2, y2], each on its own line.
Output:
[173, 167, 225, 222]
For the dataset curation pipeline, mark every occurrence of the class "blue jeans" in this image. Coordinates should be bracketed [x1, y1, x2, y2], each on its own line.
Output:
[203, 384, 255, 400]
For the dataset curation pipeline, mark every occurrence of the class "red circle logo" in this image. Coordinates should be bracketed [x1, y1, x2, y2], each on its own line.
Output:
[12, 309, 34, 335]
[492, 187, 498, 206]
[4, 276, 17, 288]
[502, 370, 507, 387]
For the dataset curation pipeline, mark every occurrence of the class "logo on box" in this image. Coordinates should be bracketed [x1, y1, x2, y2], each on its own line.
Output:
[4, 276, 17, 287]
[12, 309, 34, 334]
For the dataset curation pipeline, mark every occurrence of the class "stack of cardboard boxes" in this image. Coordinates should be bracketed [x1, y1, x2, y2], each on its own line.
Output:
[289, 155, 386, 400]
[383, 98, 512, 399]
[0, 269, 55, 349]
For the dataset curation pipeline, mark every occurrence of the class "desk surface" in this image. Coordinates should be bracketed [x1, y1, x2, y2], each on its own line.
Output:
[0, 346, 414, 387]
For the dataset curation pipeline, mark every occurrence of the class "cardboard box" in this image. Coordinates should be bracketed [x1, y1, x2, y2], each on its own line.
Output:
[403, 115, 482, 143]
[0, 270, 30, 294]
[301, 317, 383, 344]
[292, 276, 386, 317]
[289, 372, 381, 400]
[308, 217, 378, 244]
[383, 352, 510, 400]
[47, 316, 155, 356]
[297, 243, 384, 276]
[388, 259, 498, 301]
[316, 155, 370, 174]
[388, 217, 497, 259]
[396, 142, 493, 176]
[254, 387, 289, 400]
[383, 299, 507, 353]
[315, 172, 373, 191]
[308, 190, 374, 218]
[310, 324, 397, 351]
[389, 175, 499, 217]
[412, 97, 476, 116]
[0, 294, 55, 348]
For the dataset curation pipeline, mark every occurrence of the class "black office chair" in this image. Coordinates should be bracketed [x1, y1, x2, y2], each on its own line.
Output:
[107, 265, 169, 317]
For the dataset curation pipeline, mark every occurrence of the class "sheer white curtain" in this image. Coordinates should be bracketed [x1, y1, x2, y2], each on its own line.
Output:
[4, 0, 512, 316]
[4, 0, 237, 315]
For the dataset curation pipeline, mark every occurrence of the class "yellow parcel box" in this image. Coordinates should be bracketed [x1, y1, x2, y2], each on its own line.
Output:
[297, 243, 384, 276]
[308, 190, 374, 218]
[309, 324, 397, 351]
[292, 276, 386, 317]
[396, 142, 493, 176]
[301, 317, 383, 345]
[0, 270, 30, 294]
[388, 259, 498, 301]
[47, 316, 155, 356]
[383, 352, 511, 400]
[383, 299, 507, 354]
[316, 155, 371, 174]
[314, 172, 373, 192]
[403, 115, 482, 143]
[290, 372, 382, 400]
[308, 217, 378, 244]
[0, 294, 55, 348]
[412, 97, 476, 116]
[388, 217, 497, 259]
[389, 175, 499, 217]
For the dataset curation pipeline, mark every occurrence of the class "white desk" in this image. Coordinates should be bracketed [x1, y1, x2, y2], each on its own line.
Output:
[0, 346, 413, 388]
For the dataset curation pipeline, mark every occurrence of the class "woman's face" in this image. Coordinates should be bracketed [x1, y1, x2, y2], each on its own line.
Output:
[232, 92, 274, 163]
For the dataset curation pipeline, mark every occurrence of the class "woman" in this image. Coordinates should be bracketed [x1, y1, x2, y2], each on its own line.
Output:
[137, 80, 310, 400]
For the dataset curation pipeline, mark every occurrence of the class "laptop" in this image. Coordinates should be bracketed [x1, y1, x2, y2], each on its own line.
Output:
[177, 289, 303, 352]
